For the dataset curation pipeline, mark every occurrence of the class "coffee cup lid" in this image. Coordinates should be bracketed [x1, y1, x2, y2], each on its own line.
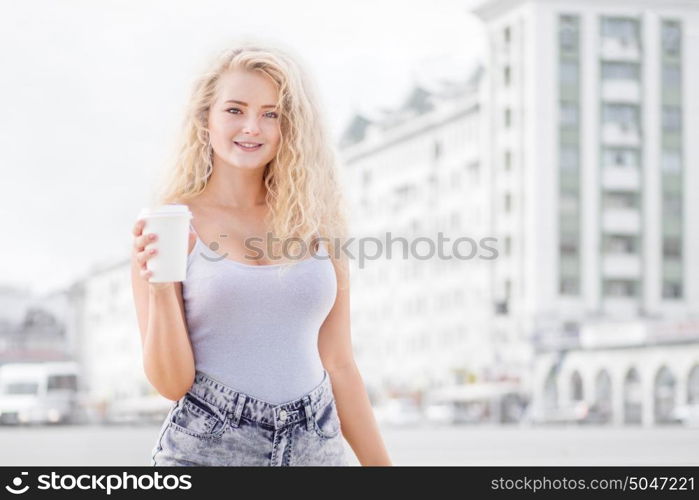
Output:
[138, 204, 192, 219]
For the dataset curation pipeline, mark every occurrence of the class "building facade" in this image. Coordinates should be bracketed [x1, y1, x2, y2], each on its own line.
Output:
[339, 0, 699, 424]
[339, 69, 501, 400]
[475, 0, 699, 425]
[71, 259, 161, 420]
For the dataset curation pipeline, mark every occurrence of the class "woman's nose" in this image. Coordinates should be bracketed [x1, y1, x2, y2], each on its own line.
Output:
[242, 115, 262, 135]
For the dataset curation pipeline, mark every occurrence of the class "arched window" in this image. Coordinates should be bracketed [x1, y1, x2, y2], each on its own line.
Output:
[654, 366, 677, 424]
[623, 367, 642, 425]
[687, 365, 699, 404]
[570, 371, 584, 401]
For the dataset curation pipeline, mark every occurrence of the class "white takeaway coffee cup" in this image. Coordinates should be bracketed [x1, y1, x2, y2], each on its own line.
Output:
[137, 204, 193, 283]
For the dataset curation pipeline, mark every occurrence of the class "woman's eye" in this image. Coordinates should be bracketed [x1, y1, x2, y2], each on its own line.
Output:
[225, 108, 277, 119]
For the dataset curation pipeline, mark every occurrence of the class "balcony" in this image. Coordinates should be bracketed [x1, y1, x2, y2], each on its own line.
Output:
[601, 166, 640, 190]
[602, 209, 640, 233]
[601, 123, 641, 147]
[602, 253, 641, 278]
[601, 80, 641, 103]
[600, 37, 641, 62]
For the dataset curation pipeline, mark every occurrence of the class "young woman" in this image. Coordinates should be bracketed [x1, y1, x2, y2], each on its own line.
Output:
[130, 40, 392, 466]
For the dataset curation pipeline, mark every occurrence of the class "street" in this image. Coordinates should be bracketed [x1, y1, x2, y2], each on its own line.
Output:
[0, 423, 697, 466]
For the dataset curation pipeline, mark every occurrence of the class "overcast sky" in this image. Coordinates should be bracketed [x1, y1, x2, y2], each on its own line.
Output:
[0, 0, 485, 296]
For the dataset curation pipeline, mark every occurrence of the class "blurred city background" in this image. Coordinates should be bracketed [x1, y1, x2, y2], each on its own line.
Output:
[1, 0, 699, 465]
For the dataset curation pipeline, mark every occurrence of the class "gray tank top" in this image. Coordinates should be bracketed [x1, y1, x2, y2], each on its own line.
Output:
[183, 224, 337, 404]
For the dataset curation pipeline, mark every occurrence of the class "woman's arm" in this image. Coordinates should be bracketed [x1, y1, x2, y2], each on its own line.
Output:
[130, 220, 196, 401]
[142, 283, 196, 401]
[318, 251, 392, 466]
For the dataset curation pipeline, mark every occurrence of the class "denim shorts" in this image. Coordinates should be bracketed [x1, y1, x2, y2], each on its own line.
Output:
[150, 368, 349, 466]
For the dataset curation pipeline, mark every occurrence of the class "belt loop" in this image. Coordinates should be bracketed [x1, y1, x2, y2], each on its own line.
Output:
[231, 393, 247, 428]
[302, 395, 314, 431]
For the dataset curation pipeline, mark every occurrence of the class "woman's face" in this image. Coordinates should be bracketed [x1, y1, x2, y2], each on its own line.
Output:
[207, 69, 282, 171]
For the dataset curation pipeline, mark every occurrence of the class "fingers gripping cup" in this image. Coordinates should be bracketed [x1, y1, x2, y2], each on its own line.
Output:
[138, 204, 193, 283]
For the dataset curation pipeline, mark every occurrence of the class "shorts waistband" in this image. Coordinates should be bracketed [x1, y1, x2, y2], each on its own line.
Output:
[185, 369, 334, 431]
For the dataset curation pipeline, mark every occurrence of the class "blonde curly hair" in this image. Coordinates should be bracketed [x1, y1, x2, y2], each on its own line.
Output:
[152, 38, 350, 280]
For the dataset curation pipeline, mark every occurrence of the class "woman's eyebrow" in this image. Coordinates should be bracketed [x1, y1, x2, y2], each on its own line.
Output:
[224, 99, 276, 109]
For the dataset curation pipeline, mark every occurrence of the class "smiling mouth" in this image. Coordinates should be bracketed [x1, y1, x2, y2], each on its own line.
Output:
[234, 142, 263, 152]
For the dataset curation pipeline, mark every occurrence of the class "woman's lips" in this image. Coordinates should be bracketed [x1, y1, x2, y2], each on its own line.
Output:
[234, 142, 263, 152]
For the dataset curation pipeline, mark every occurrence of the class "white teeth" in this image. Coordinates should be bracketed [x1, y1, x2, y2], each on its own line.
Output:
[236, 142, 261, 147]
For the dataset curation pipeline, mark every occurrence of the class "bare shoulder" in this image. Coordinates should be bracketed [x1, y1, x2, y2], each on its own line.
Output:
[172, 196, 204, 224]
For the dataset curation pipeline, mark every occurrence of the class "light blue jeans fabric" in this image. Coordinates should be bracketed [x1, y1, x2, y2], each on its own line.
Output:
[150, 368, 348, 466]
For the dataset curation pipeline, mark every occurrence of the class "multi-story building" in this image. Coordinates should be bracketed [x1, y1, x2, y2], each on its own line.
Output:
[339, 69, 499, 400]
[474, 0, 698, 330]
[474, 0, 699, 425]
[71, 259, 160, 420]
[340, 0, 699, 425]
[0, 286, 73, 364]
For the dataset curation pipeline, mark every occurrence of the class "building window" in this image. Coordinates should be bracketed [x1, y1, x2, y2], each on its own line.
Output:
[603, 147, 639, 168]
[504, 65, 511, 86]
[560, 193, 578, 214]
[504, 150, 512, 171]
[559, 14, 581, 297]
[560, 102, 578, 127]
[662, 281, 682, 299]
[504, 26, 511, 45]
[662, 194, 682, 217]
[560, 146, 579, 171]
[602, 191, 638, 209]
[662, 106, 682, 131]
[559, 15, 579, 52]
[601, 17, 640, 48]
[661, 20, 683, 300]
[661, 150, 681, 172]
[601, 61, 640, 81]
[495, 300, 508, 315]
[433, 140, 442, 160]
[393, 183, 417, 210]
[662, 21, 681, 55]
[467, 161, 480, 183]
[504, 192, 512, 212]
[559, 60, 579, 85]
[560, 233, 578, 256]
[504, 107, 511, 128]
[603, 234, 638, 254]
[662, 65, 681, 87]
[662, 237, 682, 258]
[602, 103, 639, 130]
[560, 278, 580, 295]
[604, 279, 638, 298]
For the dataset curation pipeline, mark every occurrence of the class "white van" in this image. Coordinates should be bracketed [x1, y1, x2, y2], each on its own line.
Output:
[0, 362, 81, 425]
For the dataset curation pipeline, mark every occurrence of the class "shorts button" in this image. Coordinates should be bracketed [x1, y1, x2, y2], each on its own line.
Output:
[279, 410, 288, 421]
